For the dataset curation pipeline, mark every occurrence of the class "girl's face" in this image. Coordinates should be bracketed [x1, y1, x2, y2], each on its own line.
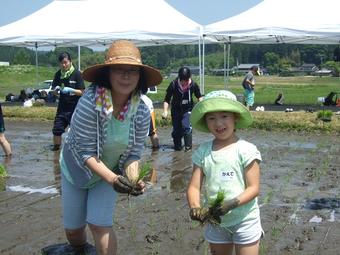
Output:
[109, 64, 140, 97]
[205, 111, 239, 143]
[59, 57, 72, 71]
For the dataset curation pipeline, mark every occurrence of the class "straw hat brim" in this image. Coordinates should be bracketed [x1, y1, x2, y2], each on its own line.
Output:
[190, 97, 253, 132]
[82, 62, 163, 88]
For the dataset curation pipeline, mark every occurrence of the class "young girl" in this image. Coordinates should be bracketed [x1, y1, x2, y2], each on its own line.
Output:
[187, 90, 263, 255]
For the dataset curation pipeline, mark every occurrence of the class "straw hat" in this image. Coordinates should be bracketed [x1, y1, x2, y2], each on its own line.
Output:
[190, 90, 253, 132]
[82, 40, 162, 87]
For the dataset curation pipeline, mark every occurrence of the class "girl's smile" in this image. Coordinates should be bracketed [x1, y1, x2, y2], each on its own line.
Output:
[205, 111, 239, 147]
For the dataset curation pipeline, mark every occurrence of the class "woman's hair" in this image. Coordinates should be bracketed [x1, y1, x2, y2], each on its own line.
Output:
[58, 52, 72, 62]
[178, 66, 191, 81]
[95, 67, 148, 94]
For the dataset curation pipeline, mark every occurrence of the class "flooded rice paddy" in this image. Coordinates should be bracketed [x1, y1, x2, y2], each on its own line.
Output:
[0, 120, 339, 255]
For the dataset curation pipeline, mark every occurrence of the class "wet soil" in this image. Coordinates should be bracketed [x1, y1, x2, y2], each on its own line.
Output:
[0, 120, 339, 255]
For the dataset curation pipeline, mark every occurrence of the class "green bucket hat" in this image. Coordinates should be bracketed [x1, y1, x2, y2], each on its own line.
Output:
[190, 90, 253, 132]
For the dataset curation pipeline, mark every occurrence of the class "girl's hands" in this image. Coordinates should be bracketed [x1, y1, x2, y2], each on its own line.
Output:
[189, 207, 210, 223]
[211, 198, 239, 217]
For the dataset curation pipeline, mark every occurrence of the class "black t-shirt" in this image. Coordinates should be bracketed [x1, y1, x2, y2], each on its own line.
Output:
[52, 69, 85, 112]
[164, 79, 202, 113]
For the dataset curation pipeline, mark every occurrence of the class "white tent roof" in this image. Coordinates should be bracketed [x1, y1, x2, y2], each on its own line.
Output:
[204, 0, 340, 44]
[0, 0, 202, 47]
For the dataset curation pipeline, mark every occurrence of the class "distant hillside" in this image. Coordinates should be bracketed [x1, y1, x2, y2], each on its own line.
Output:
[1, 44, 338, 75]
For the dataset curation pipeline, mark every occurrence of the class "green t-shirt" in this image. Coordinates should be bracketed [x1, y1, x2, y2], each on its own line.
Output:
[60, 114, 130, 189]
[192, 139, 262, 228]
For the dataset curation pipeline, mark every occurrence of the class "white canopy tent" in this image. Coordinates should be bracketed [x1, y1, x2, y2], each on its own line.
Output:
[204, 0, 340, 44]
[203, 0, 340, 87]
[0, 0, 202, 47]
[0, 0, 205, 86]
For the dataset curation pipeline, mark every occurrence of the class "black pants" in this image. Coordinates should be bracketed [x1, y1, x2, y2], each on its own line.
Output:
[52, 111, 73, 136]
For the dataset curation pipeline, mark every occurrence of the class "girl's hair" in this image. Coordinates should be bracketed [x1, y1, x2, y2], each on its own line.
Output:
[95, 67, 148, 94]
[58, 52, 72, 62]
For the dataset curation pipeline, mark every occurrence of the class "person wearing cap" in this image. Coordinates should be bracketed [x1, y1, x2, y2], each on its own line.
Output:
[162, 66, 203, 151]
[187, 90, 263, 255]
[242, 65, 260, 109]
[50, 52, 85, 151]
[59, 40, 162, 254]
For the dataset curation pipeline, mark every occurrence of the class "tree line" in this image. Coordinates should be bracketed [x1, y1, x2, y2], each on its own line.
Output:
[0, 43, 339, 75]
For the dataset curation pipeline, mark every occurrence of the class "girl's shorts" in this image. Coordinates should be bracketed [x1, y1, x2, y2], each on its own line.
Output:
[61, 174, 117, 229]
[204, 216, 263, 245]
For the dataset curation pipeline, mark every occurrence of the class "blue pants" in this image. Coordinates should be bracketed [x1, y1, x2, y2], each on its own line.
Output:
[0, 103, 5, 133]
[61, 174, 117, 229]
[171, 111, 191, 143]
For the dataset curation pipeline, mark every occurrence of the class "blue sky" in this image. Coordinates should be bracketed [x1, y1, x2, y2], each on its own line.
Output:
[0, 0, 262, 26]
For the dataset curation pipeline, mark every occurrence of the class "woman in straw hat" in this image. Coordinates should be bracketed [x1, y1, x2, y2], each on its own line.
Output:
[187, 90, 263, 255]
[59, 40, 162, 254]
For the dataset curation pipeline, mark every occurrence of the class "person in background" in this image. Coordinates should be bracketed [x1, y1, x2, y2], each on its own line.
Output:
[187, 90, 263, 255]
[60, 40, 162, 254]
[162, 67, 203, 151]
[0, 103, 11, 156]
[141, 94, 160, 150]
[242, 65, 260, 110]
[274, 92, 284, 105]
[50, 52, 85, 151]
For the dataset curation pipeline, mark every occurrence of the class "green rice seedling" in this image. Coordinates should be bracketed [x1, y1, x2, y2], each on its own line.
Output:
[0, 164, 7, 178]
[209, 189, 225, 209]
[137, 161, 152, 182]
[203, 189, 226, 225]
[317, 110, 333, 122]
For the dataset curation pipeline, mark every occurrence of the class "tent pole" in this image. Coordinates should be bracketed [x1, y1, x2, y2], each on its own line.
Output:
[198, 35, 202, 90]
[35, 42, 39, 85]
[226, 36, 231, 89]
[202, 35, 205, 94]
[224, 42, 227, 88]
[78, 44, 81, 70]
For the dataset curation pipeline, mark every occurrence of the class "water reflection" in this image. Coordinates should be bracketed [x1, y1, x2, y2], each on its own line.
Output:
[0, 155, 12, 191]
[305, 198, 340, 210]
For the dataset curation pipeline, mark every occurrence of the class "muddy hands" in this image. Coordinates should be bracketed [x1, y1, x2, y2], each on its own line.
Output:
[112, 175, 143, 196]
[189, 207, 210, 223]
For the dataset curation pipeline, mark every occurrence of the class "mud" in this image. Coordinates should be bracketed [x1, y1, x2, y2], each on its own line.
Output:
[0, 120, 339, 255]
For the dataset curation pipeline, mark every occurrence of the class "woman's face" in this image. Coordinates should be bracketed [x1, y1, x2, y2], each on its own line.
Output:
[109, 64, 140, 96]
[59, 57, 72, 71]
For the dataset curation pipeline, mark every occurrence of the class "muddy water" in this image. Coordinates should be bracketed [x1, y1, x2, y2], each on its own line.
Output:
[0, 120, 339, 255]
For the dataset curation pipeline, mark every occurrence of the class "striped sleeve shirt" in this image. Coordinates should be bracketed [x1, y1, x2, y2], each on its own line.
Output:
[64, 84, 150, 178]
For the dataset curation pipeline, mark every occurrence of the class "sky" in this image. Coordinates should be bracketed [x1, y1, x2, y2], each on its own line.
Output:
[0, 0, 262, 27]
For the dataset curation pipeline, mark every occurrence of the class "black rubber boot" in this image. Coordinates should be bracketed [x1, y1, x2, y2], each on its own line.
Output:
[184, 133, 192, 151]
[173, 138, 182, 151]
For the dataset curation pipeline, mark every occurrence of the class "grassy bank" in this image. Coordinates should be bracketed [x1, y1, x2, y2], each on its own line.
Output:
[1, 65, 339, 105]
[154, 109, 340, 133]
[4, 106, 339, 133]
[148, 75, 340, 105]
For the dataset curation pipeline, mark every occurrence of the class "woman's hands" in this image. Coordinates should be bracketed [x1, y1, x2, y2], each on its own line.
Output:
[112, 175, 144, 196]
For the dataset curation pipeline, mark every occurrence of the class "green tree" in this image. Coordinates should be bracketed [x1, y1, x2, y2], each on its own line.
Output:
[264, 52, 280, 74]
[322, 61, 340, 76]
[12, 49, 31, 64]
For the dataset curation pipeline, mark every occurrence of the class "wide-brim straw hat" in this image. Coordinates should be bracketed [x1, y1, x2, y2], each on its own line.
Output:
[190, 90, 253, 132]
[82, 40, 162, 87]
